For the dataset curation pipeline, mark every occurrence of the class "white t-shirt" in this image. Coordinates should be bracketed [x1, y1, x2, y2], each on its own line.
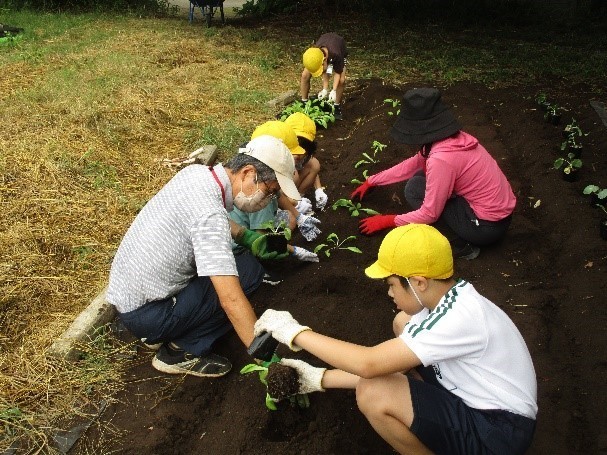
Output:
[401, 279, 538, 419]
[106, 164, 237, 313]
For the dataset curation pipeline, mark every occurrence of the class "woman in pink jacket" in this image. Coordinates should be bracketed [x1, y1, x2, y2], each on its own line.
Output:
[351, 88, 516, 259]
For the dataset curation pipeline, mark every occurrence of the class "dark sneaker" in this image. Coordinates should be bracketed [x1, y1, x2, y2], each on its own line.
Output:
[454, 243, 481, 260]
[152, 344, 231, 377]
[141, 338, 162, 351]
[262, 270, 283, 286]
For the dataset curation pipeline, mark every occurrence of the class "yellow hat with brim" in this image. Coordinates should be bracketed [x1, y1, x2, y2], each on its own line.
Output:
[284, 112, 317, 142]
[303, 47, 324, 78]
[251, 120, 306, 155]
[365, 224, 454, 280]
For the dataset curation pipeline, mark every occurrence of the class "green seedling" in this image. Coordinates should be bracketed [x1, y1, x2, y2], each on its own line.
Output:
[583, 185, 607, 204]
[332, 198, 380, 217]
[384, 98, 401, 116]
[351, 169, 370, 185]
[560, 133, 583, 152]
[240, 354, 281, 410]
[561, 119, 587, 152]
[563, 118, 584, 138]
[544, 103, 561, 120]
[279, 99, 335, 128]
[314, 233, 362, 257]
[535, 92, 548, 105]
[554, 153, 582, 174]
[240, 354, 309, 411]
[258, 219, 292, 241]
[355, 141, 387, 168]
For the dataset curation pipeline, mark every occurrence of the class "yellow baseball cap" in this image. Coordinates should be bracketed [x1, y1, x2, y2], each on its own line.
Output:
[251, 120, 306, 155]
[302, 47, 324, 78]
[284, 112, 317, 142]
[365, 224, 454, 280]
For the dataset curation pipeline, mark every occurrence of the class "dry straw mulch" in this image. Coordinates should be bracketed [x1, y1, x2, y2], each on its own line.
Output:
[0, 15, 299, 452]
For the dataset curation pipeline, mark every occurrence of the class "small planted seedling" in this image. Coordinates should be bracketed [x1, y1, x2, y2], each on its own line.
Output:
[258, 219, 291, 254]
[384, 98, 401, 116]
[355, 141, 387, 169]
[544, 104, 561, 125]
[535, 92, 550, 111]
[560, 119, 586, 157]
[560, 133, 584, 158]
[332, 198, 380, 217]
[554, 153, 582, 182]
[259, 219, 292, 240]
[562, 118, 584, 139]
[314, 233, 362, 257]
[583, 185, 607, 207]
[351, 169, 370, 185]
[240, 355, 309, 410]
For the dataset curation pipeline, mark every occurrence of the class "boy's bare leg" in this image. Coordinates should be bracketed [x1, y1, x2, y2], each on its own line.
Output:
[335, 67, 347, 104]
[297, 158, 321, 195]
[300, 69, 311, 100]
[321, 72, 330, 92]
[356, 374, 433, 455]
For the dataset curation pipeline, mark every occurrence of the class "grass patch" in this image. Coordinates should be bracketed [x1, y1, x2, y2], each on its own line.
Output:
[1, 5, 605, 452]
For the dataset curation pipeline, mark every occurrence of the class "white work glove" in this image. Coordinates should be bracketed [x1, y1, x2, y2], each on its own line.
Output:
[328, 89, 337, 103]
[296, 213, 321, 241]
[254, 309, 311, 351]
[317, 88, 328, 100]
[292, 246, 319, 263]
[295, 197, 314, 215]
[280, 359, 326, 394]
[274, 208, 291, 227]
[314, 187, 328, 211]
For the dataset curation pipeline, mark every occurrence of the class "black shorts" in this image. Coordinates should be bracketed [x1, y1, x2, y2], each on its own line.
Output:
[408, 370, 536, 455]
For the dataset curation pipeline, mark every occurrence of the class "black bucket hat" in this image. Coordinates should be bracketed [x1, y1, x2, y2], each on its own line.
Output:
[390, 88, 462, 145]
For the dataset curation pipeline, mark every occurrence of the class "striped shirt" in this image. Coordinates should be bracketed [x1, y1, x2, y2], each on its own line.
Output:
[401, 279, 537, 419]
[106, 164, 237, 313]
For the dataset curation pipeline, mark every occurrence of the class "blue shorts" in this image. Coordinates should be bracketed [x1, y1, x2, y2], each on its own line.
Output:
[408, 367, 536, 455]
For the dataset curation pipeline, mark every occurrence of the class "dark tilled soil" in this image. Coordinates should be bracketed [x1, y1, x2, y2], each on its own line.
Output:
[75, 79, 607, 454]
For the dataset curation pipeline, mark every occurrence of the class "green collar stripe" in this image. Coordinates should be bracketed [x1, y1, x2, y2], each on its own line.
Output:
[408, 280, 465, 337]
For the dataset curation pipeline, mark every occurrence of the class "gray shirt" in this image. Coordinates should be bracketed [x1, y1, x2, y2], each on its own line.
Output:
[107, 164, 237, 313]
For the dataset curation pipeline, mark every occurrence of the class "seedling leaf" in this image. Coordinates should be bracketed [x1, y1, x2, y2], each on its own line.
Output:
[240, 364, 267, 374]
[265, 393, 278, 410]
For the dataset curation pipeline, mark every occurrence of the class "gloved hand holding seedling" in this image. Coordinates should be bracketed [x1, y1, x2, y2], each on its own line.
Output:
[240, 354, 314, 410]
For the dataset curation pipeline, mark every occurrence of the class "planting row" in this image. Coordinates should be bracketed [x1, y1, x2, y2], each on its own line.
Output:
[535, 93, 607, 239]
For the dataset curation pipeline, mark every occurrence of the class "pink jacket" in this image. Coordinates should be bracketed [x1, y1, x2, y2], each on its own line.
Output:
[368, 132, 516, 225]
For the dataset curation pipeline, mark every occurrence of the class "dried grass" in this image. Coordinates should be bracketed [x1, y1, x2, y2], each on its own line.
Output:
[0, 15, 298, 452]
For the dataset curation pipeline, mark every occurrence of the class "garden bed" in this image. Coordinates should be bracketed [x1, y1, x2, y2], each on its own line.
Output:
[76, 79, 607, 454]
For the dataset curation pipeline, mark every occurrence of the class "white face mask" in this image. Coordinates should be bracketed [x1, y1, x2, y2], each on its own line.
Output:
[233, 173, 272, 213]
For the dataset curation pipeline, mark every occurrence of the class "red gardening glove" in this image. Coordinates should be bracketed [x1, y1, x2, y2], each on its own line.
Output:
[350, 180, 374, 202]
[359, 214, 397, 236]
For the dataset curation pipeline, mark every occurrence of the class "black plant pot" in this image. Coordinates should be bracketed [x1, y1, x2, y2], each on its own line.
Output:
[561, 169, 579, 182]
[265, 233, 288, 255]
[600, 219, 607, 240]
[547, 114, 561, 125]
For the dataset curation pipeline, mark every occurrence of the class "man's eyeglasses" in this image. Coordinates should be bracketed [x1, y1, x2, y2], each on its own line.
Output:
[256, 175, 280, 201]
